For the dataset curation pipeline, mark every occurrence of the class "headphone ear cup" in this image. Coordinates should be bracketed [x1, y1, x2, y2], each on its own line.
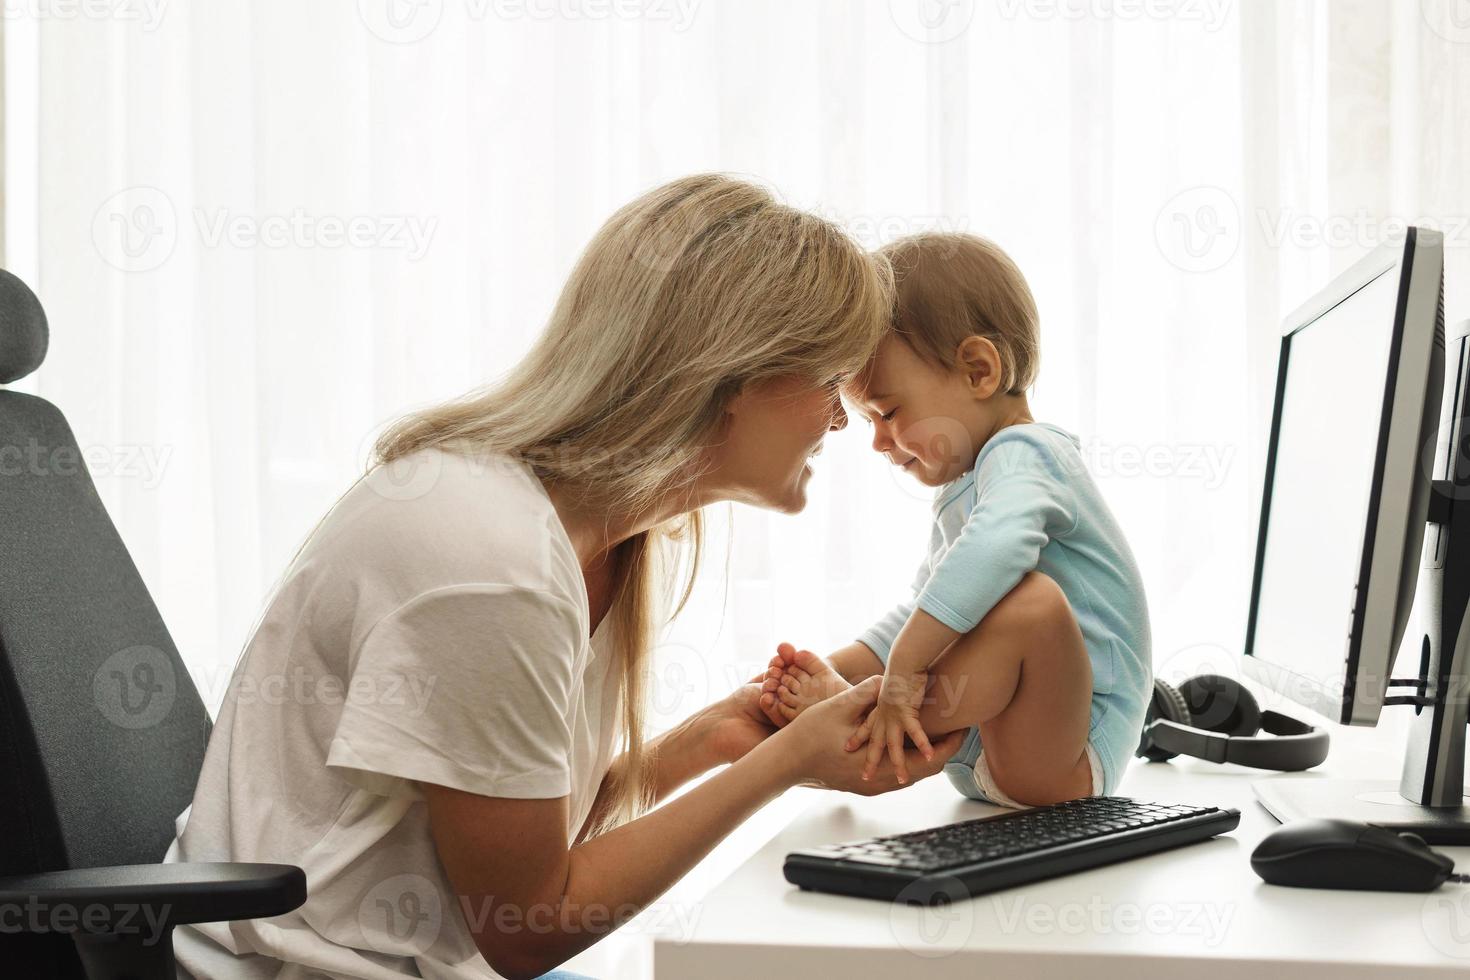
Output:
[1137, 679, 1192, 762]
[1177, 674, 1262, 737]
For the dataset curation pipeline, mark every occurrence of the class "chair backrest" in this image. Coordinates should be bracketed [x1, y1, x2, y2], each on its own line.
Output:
[0, 270, 211, 974]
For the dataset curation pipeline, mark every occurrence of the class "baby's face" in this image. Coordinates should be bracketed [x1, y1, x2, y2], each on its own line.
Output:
[845, 335, 987, 487]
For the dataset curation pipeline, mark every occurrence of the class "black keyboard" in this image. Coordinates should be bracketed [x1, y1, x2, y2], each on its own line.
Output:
[784, 796, 1240, 904]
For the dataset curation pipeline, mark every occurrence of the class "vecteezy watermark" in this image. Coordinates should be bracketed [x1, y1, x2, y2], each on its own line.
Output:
[356, 0, 699, 43]
[1421, 0, 1470, 46]
[457, 895, 703, 942]
[1157, 184, 1470, 273]
[194, 209, 437, 261]
[360, 874, 444, 955]
[817, 208, 971, 252]
[226, 666, 439, 718]
[0, 896, 172, 945]
[0, 438, 173, 490]
[647, 642, 712, 723]
[1422, 887, 1470, 959]
[1256, 208, 1470, 252]
[992, 894, 1235, 945]
[888, 0, 975, 44]
[1154, 185, 1241, 274]
[889, 876, 975, 957]
[1082, 438, 1236, 490]
[1, 0, 169, 30]
[93, 645, 177, 730]
[92, 186, 178, 274]
[92, 186, 438, 272]
[996, 0, 1231, 31]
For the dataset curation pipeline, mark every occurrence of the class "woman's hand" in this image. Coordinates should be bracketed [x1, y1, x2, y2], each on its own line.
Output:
[781, 676, 963, 796]
[699, 681, 780, 766]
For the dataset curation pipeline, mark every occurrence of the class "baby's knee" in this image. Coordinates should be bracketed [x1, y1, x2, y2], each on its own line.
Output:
[991, 571, 1076, 642]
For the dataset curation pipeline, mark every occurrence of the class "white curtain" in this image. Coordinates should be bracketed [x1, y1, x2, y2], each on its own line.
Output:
[6, 0, 1470, 972]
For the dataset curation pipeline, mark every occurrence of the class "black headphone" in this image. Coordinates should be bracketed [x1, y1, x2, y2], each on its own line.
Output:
[1135, 674, 1330, 771]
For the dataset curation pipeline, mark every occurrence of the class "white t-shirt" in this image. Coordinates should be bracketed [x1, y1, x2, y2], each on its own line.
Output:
[166, 448, 622, 979]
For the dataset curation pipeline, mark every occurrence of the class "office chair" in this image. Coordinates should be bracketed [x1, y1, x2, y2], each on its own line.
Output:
[0, 269, 305, 979]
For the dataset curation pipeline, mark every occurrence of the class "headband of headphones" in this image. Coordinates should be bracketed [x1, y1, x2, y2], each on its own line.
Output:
[1146, 709, 1329, 771]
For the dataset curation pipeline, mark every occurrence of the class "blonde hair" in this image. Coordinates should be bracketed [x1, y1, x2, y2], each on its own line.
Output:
[372, 174, 892, 836]
[877, 232, 1040, 394]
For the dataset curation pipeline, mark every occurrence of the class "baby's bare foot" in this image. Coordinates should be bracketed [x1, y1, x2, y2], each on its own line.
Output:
[759, 643, 852, 727]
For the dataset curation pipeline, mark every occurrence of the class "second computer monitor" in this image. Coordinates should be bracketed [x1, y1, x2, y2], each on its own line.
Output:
[1243, 229, 1445, 726]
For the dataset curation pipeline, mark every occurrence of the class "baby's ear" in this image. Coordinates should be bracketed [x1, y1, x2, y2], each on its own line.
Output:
[955, 335, 1004, 398]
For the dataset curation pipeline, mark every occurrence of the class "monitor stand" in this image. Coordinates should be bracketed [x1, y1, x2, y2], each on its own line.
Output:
[1255, 477, 1470, 844]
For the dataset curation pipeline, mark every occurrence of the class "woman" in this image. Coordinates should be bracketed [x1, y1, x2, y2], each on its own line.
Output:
[166, 174, 968, 980]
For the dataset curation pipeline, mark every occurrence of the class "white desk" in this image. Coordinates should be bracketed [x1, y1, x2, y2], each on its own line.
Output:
[652, 722, 1470, 978]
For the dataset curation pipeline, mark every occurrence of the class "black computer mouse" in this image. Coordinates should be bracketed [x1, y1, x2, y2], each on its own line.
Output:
[1251, 818, 1457, 892]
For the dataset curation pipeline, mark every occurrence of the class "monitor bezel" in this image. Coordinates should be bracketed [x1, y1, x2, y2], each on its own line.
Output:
[1242, 229, 1442, 725]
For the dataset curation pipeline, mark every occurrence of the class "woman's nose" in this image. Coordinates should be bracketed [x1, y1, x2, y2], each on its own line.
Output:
[871, 425, 892, 453]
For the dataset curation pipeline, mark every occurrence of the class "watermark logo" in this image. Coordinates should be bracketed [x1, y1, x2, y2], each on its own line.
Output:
[2, 0, 170, 30]
[993, 894, 1235, 944]
[357, 0, 445, 43]
[0, 438, 173, 490]
[93, 186, 178, 274]
[889, 876, 975, 957]
[647, 641, 712, 723]
[1256, 208, 1469, 252]
[92, 186, 438, 272]
[0, 896, 171, 944]
[226, 666, 439, 718]
[1082, 437, 1236, 490]
[358, 0, 699, 42]
[94, 645, 177, 730]
[875, 414, 976, 503]
[360, 874, 443, 954]
[1422, 0, 1470, 46]
[816, 208, 971, 252]
[889, 0, 975, 44]
[1155, 185, 1240, 273]
[1423, 887, 1470, 959]
[193, 208, 436, 260]
[996, 0, 1231, 32]
[363, 443, 448, 503]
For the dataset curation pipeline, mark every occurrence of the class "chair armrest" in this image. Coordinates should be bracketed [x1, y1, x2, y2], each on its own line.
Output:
[0, 862, 306, 932]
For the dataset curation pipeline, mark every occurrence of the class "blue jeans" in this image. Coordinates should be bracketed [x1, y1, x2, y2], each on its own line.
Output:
[535, 972, 597, 979]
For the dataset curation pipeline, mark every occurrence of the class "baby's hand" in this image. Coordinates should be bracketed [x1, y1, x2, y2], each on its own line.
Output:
[846, 671, 933, 784]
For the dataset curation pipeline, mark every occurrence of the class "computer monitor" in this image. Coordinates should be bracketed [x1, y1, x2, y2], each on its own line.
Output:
[1243, 227, 1470, 841]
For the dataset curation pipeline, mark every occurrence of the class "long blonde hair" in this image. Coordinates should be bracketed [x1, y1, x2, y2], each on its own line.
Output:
[373, 174, 892, 835]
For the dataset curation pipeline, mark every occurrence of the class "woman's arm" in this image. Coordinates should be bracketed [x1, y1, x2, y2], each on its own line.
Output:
[422, 678, 965, 980]
[574, 682, 773, 844]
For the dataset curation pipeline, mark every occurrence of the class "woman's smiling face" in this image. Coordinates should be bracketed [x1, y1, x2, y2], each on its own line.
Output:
[712, 375, 849, 514]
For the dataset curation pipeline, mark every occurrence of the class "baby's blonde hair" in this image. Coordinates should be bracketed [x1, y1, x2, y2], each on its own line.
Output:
[877, 232, 1039, 394]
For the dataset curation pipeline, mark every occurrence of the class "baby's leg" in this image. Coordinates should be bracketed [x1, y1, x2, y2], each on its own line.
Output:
[918, 571, 1093, 806]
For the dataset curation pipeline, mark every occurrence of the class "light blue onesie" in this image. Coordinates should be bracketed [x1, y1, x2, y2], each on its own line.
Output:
[856, 422, 1152, 801]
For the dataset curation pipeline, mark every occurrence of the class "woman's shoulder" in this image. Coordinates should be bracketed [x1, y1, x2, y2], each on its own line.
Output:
[308, 447, 583, 602]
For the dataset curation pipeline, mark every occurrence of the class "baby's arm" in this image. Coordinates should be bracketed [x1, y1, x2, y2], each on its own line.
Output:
[912, 434, 1077, 643]
[848, 612, 957, 782]
[851, 435, 1080, 779]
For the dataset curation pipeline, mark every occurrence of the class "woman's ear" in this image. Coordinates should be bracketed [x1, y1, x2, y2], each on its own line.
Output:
[954, 335, 1004, 399]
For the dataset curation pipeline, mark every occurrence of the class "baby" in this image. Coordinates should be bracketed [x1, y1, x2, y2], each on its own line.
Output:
[759, 232, 1152, 807]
